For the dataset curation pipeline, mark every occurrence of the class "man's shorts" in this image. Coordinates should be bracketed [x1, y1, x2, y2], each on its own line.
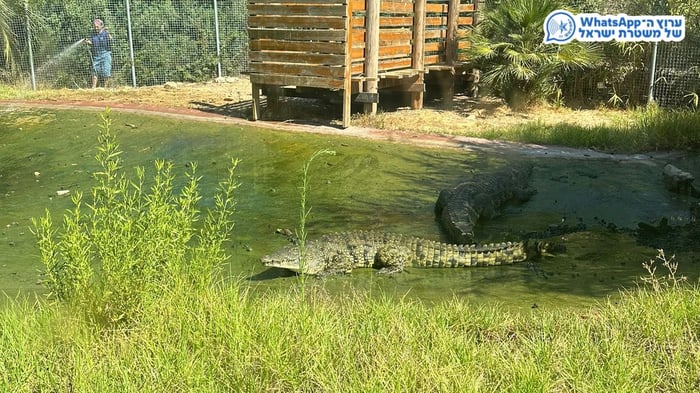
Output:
[92, 52, 112, 78]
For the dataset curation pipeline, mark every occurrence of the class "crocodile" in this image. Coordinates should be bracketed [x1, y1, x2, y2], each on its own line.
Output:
[261, 231, 554, 276]
[435, 163, 535, 244]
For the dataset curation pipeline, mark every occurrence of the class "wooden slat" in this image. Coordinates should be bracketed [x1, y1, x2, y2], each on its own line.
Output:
[458, 16, 473, 26]
[250, 51, 346, 66]
[250, 62, 346, 78]
[378, 44, 411, 57]
[378, 57, 412, 71]
[425, 5, 474, 14]
[250, 0, 349, 4]
[249, 28, 346, 41]
[380, 16, 414, 27]
[351, 62, 364, 74]
[249, 16, 346, 29]
[351, 0, 365, 11]
[351, 47, 364, 59]
[380, 1, 413, 13]
[457, 40, 471, 49]
[352, 31, 365, 43]
[250, 39, 346, 54]
[249, 74, 345, 89]
[424, 41, 442, 52]
[424, 16, 454, 26]
[423, 54, 441, 65]
[424, 29, 445, 39]
[425, 3, 447, 12]
[248, 4, 346, 16]
[354, 16, 420, 27]
[379, 29, 412, 42]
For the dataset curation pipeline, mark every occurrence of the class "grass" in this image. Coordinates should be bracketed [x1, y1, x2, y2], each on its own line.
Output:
[4, 82, 700, 153]
[1, 276, 699, 392]
[353, 104, 700, 153]
[2, 95, 700, 391]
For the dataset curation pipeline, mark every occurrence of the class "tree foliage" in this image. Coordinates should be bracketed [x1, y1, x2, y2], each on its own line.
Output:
[3, 0, 248, 87]
[464, 0, 601, 109]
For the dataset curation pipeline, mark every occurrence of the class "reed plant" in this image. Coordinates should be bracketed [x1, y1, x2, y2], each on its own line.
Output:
[296, 148, 335, 292]
[31, 108, 239, 326]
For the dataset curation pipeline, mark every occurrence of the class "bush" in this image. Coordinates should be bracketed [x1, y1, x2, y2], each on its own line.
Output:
[464, 0, 601, 109]
[32, 108, 239, 326]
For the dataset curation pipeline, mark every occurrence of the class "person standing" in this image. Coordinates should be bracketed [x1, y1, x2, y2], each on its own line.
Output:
[84, 18, 113, 88]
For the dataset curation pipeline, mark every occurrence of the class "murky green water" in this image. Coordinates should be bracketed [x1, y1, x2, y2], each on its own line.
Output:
[1, 107, 698, 310]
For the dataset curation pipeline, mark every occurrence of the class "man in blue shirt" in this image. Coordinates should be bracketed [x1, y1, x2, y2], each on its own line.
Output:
[84, 19, 113, 88]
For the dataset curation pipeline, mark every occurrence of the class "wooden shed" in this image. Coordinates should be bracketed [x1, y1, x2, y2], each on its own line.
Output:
[248, 0, 475, 127]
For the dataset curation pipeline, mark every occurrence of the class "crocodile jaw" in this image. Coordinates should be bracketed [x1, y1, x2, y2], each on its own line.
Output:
[261, 246, 324, 275]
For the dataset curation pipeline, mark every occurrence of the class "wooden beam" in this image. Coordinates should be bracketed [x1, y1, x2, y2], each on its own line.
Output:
[411, 0, 426, 109]
[446, 0, 459, 65]
[251, 83, 261, 121]
[248, 4, 346, 17]
[249, 74, 345, 89]
[363, 0, 379, 115]
[248, 28, 346, 42]
[342, 0, 354, 127]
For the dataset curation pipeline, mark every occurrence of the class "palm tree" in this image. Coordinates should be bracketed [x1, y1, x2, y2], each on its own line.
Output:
[464, 0, 601, 109]
[0, 0, 18, 70]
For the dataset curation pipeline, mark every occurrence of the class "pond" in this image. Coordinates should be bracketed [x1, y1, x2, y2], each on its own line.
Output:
[1, 106, 698, 311]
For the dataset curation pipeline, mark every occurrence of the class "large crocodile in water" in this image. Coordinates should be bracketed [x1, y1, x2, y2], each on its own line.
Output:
[261, 231, 553, 276]
[435, 163, 535, 244]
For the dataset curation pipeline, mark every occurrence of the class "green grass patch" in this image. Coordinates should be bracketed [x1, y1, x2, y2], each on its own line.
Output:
[480, 107, 700, 152]
[1, 110, 699, 391]
[1, 279, 699, 392]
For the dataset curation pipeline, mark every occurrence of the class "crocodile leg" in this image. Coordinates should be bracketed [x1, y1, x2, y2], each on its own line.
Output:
[375, 245, 411, 274]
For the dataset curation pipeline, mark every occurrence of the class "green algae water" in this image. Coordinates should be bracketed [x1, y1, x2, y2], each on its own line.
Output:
[1, 107, 698, 310]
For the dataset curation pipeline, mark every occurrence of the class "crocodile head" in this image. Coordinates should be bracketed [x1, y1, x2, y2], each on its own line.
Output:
[261, 244, 325, 275]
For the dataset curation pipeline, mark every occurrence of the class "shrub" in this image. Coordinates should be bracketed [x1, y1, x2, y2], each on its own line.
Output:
[32, 108, 239, 326]
[464, 0, 601, 109]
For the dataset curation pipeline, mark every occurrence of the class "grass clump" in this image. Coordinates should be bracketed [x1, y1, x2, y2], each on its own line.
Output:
[1, 263, 699, 392]
[470, 107, 700, 152]
[31, 108, 239, 326]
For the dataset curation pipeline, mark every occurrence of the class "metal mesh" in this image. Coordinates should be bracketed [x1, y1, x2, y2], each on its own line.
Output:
[654, 38, 700, 108]
[3, 0, 248, 89]
[559, 0, 700, 108]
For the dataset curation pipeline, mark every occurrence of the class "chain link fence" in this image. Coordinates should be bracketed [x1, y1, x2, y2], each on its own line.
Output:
[2, 0, 699, 110]
[3, 0, 248, 89]
[560, 0, 700, 108]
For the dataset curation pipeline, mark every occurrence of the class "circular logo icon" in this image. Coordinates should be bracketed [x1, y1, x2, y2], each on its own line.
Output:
[544, 10, 576, 44]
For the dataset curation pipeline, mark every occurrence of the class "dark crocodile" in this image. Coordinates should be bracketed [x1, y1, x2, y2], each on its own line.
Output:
[261, 231, 553, 276]
[435, 163, 535, 244]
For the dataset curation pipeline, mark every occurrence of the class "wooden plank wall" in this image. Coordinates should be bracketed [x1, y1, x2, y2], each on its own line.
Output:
[247, 0, 475, 126]
[248, 0, 350, 90]
[350, 0, 474, 75]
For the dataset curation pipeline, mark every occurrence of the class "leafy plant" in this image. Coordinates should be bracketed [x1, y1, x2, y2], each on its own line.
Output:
[464, 0, 601, 109]
[32, 108, 240, 325]
[296, 149, 335, 292]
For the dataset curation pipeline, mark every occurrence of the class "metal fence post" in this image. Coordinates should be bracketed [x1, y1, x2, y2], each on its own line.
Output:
[125, 0, 137, 87]
[647, 41, 659, 104]
[25, 0, 36, 90]
[213, 0, 222, 79]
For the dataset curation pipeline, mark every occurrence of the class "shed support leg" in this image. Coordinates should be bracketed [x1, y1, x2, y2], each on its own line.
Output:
[438, 70, 455, 110]
[251, 83, 261, 121]
[342, 88, 352, 128]
[410, 75, 424, 110]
